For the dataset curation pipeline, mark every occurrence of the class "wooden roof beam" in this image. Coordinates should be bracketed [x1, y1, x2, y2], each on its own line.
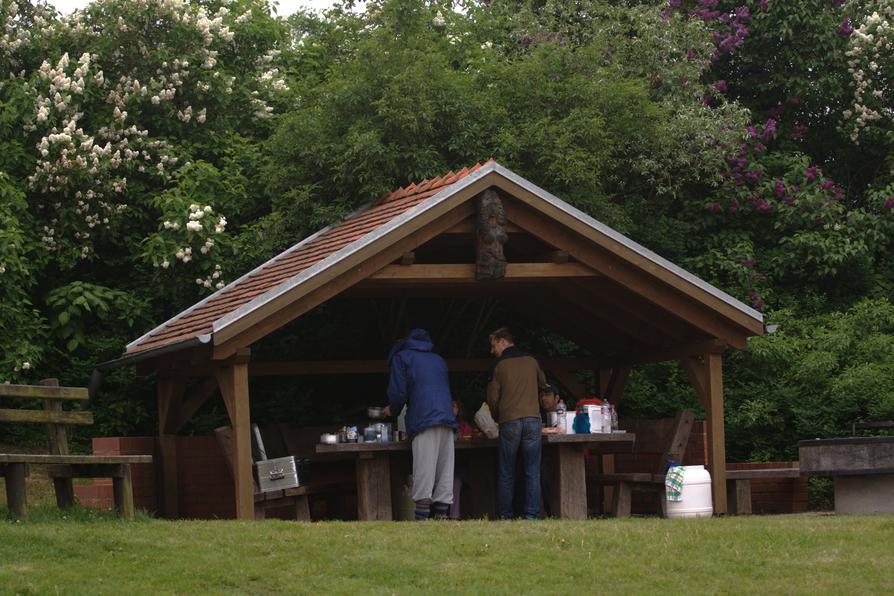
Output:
[443, 219, 524, 234]
[247, 357, 595, 376]
[369, 262, 598, 284]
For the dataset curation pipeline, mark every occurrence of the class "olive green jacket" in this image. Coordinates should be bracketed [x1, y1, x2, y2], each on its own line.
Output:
[486, 346, 547, 424]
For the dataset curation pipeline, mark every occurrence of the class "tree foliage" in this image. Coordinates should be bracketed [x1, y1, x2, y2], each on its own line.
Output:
[1, 0, 892, 459]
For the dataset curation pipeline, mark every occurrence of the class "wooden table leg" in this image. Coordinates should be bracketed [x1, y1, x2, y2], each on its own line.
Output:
[112, 464, 135, 520]
[5, 463, 28, 519]
[726, 478, 752, 515]
[356, 454, 392, 521]
[54, 478, 75, 509]
[554, 445, 587, 520]
[612, 481, 632, 517]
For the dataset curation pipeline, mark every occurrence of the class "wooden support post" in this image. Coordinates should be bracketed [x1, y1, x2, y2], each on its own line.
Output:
[705, 351, 727, 514]
[113, 464, 135, 520]
[41, 378, 75, 509]
[680, 357, 708, 411]
[41, 379, 69, 455]
[4, 463, 28, 519]
[156, 374, 184, 519]
[216, 349, 253, 521]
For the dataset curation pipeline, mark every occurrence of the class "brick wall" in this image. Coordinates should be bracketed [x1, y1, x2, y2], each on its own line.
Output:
[175, 436, 235, 519]
[74, 436, 236, 519]
[76, 437, 157, 512]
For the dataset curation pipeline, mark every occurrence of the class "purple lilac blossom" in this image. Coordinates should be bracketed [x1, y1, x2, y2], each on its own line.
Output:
[839, 20, 854, 36]
[774, 180, 786, 197]
[806, 165, 817, 182]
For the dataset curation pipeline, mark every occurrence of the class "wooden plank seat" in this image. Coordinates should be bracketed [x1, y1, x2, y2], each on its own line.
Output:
[0, 379, 151, 520]
[590, 410, 695, 517]
[725, 467, 801, 515]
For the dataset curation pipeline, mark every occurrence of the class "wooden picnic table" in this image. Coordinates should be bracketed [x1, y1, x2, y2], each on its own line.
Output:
[316, 432, 635, 520]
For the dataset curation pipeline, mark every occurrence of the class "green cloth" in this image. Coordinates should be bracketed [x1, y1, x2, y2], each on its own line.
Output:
[665, 466, 685, 502]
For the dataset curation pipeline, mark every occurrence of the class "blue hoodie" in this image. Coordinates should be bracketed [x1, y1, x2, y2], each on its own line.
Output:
[387, 329, 456, 439]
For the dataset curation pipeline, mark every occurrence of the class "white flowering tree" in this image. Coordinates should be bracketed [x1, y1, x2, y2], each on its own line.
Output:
[842, 4, 894, 214]
[0, 0, 294, 394]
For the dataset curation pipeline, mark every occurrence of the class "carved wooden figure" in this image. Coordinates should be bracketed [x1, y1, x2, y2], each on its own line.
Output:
[476, 189, 508, 280]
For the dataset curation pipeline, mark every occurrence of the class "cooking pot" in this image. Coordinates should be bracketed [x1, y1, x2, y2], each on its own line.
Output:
[367, 406, 386, 419]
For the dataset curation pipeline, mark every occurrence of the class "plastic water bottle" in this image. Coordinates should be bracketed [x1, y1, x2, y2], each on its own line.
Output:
[556, 399, 567, 433]
[602, 400, 613, 433]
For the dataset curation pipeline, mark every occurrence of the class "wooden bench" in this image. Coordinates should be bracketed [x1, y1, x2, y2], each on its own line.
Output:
[591, 410, 695, 517]
[0, 379, 152, 519]
[725, 467, 801, 515]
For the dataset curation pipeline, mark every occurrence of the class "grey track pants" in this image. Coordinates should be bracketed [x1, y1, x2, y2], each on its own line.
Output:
[411, 425, 455, 504]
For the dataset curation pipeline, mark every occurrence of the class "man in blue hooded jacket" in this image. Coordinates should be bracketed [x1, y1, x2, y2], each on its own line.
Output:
[384, 328, 456, 520]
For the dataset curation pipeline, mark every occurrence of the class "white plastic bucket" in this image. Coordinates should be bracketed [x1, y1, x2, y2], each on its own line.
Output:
[665, 465, 713, 518]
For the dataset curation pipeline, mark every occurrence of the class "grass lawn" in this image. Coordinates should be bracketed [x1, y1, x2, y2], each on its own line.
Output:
[1, 508, 893, 595]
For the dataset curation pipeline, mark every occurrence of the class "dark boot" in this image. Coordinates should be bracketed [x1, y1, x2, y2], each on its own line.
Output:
[431, 502, 450, 520]
[414, 499, 432, 521]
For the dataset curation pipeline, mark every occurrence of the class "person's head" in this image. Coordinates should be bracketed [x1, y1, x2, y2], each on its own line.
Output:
[452, 399, 463, 419]
[407, 328, 432, 342]
[539, 384, 560, 411]
[489, 327, 514, 357]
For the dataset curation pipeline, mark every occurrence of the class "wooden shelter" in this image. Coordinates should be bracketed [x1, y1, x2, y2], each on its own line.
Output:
[110, 161, 764, 519]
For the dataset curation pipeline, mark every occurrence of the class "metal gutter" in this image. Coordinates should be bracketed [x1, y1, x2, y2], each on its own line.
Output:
[100, 334, 211, 370]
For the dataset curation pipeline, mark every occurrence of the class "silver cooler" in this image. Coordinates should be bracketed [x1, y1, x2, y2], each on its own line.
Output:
[254, 456, 301, 493]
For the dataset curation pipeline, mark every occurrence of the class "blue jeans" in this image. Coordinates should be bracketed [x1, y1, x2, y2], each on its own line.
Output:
[497, 417, 542, 519]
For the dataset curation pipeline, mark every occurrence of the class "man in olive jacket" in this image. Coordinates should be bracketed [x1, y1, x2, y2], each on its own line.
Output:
[487, 327, 547, 519]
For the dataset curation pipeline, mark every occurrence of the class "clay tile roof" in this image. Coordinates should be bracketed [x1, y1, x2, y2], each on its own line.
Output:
[126, 162, 491, 355]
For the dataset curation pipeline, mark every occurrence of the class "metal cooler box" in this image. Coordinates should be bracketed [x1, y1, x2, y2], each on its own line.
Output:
[251, 424, 310, 493]
[254, 456, 301, 493]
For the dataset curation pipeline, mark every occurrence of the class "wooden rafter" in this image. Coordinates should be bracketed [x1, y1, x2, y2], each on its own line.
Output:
[571, 278, 696, 341]
[494, 175, 764, 337]
[212, 200, 478, 360]
[550, 286, 663, 347]
[503, 200, 754, 348]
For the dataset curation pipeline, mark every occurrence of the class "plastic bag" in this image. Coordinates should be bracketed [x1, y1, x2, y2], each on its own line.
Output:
[473, 402, 499, 439]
